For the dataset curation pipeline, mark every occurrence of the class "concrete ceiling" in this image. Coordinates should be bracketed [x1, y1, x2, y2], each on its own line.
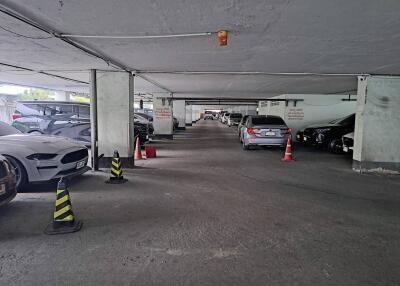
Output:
[0, 0, 399, 97]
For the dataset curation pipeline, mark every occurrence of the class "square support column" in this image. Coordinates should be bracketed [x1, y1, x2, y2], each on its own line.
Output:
[353, 76, 400, 173]
[153, 96, 173, 139]
[185, 105, 192, 126]
[173, 100, 186, 130]
[97, 71, 134, 168]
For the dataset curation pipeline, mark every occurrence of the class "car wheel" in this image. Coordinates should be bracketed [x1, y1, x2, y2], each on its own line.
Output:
[328, 139, 342, 153]
[28, 130, 44, 135]
[242, 139, 250, 150]
[4, 156, 28, 191]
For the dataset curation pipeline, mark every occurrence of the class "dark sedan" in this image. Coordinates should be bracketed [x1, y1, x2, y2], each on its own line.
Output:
[300, 114, 355, 152]
[0, 155, 17, 206]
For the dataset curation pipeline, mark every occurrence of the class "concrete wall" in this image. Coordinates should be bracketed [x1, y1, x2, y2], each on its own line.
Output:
[353, 76, 400, 173]
[259, 94, 357, 136]
[97, 71, 134, 164]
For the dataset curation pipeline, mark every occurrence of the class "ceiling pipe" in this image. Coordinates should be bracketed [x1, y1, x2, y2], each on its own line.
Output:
[0, 62, 89, 85]
[60, 32, 213, 39]
[138, 71, 370, 77]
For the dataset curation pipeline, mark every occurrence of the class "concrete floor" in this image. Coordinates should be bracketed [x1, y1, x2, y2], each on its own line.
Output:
[0, 120, 399, 286]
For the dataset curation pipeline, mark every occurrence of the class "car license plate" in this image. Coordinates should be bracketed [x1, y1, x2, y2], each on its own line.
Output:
[0, 184, 6, 195]
[76, 160, 86, 169]
[265, 131, 275, 136]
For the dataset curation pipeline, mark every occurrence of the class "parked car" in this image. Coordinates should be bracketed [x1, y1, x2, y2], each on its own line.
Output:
[12, 101, 91, 146]
[134, 113, 154, 135]
[227, 113, 243, 127]
[134, 121, 150, 144]
[221, 113, 230, 124]
[13, 101, 152, 146]
[0, 121, 90, 190]
[204, 114, 214, 120]
[237, 115, 250, 139]
[219, 111, 227, 121]
[300, 114, 355, 152]
[240, 115, 291, 150]
[0, 155, 17, 206]
[173, 117, 179, 130]
[135, 112, 153, 122]
[342, 132, 354, 153]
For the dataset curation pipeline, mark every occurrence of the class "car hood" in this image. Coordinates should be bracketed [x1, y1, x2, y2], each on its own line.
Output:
[305, 122, 340, 129]
[0, 134, 85, 153]
[343, 132, 354, 139]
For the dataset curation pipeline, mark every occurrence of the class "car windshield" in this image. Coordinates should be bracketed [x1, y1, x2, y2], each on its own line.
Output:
[230, 113, 242, 118]
[252, 116, 285, 125]
[136, 113, 153, 120]
[0, 121, 21, 136]
[329, 114, 355, 125]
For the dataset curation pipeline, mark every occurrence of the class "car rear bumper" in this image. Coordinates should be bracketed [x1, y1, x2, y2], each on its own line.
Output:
[246, 137, 287, 146]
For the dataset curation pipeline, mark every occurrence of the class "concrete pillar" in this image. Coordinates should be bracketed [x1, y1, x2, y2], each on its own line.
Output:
[192, 106, 199, 123]
[97, 71, 134, 168]
[173, 100, 186, 130]
[353, 76, 400, 174]
[153, 96, 173, 139]
[185, 105, 192, 126]
[54, 91, 70, 101]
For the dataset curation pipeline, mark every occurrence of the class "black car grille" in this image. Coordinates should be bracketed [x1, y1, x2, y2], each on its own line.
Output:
[303, 128, 316, 137]
[61, 149, 88, 164]
[343, 136, 353, 146]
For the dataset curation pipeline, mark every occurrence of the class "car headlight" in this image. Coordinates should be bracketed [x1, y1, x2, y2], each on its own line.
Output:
[26, 153, 58, 160]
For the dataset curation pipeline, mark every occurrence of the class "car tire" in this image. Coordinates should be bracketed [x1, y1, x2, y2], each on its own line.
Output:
[242, 140, 250, 150]
[328, 139, 342, 154]
[4, 156, 28, 191]
[28, 130, 44, 135]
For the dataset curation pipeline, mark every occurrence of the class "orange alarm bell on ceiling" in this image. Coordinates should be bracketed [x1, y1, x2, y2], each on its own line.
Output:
[217, 30, 228, 46]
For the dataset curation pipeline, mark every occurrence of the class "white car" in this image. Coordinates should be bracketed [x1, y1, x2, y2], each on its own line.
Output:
[0, 121, 90, 190]
[342, 132, 354, 153]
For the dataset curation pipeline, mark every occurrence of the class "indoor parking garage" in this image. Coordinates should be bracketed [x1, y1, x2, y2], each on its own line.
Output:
[0, 1, 399, 285]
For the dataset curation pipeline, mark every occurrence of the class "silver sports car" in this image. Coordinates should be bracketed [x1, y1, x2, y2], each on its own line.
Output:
[0, 121, 90, 190]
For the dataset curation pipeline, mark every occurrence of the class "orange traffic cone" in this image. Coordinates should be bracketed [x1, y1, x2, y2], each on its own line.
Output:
[282, 136, 295, 162]
[141, 149, 147, 159]
[134, 137, 142, 160]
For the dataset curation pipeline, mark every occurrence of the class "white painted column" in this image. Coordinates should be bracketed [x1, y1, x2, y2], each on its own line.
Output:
[185, 105, 192, 126]
[173, 100, 186, 130]
[353, 76, 400, 173]
[153, 96, 173, 139]
[54, 91, 70, 101]
[97, 71, 134, 167]
[192, 106, 198, 123]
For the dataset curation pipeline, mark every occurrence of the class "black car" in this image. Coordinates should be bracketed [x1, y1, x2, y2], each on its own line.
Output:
[134, 122, 150, 145]
[0, 155, 17, 206]
[300, 114, 356, 152]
